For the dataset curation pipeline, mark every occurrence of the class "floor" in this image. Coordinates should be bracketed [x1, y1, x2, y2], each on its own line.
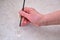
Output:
[0, 0, 60, 40]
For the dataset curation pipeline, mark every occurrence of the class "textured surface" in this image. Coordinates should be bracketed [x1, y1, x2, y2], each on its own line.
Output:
[0, 0, 60, 40]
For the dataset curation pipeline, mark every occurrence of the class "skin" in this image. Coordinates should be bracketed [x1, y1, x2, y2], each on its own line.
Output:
[19, 7, 60, 26]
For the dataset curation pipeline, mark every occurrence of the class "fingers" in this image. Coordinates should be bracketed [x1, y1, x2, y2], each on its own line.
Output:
[19, 11, 31, 23]
[20, 11, 30, 20]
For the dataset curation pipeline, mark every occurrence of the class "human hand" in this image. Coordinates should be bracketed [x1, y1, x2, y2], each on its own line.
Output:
[19, 7, 44, 26]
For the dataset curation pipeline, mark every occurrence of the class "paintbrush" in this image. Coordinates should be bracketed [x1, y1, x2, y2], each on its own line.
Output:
[19, 0, 25, 26]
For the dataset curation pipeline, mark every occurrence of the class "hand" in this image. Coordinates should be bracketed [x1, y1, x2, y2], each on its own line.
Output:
[19, 7, 44, 26]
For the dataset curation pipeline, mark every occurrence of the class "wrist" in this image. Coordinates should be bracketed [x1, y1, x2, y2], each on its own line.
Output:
[39, 15, 48, 26]
[35, 15, 46, 26]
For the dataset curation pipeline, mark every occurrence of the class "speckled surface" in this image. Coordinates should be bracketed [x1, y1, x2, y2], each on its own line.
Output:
[0, 0, 60, 40]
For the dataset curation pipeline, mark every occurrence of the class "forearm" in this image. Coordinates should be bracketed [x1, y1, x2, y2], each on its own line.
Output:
[40, 10, 60, 26]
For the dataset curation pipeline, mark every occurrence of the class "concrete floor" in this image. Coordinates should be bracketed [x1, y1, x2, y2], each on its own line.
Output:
[0, 0, 60, 40]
